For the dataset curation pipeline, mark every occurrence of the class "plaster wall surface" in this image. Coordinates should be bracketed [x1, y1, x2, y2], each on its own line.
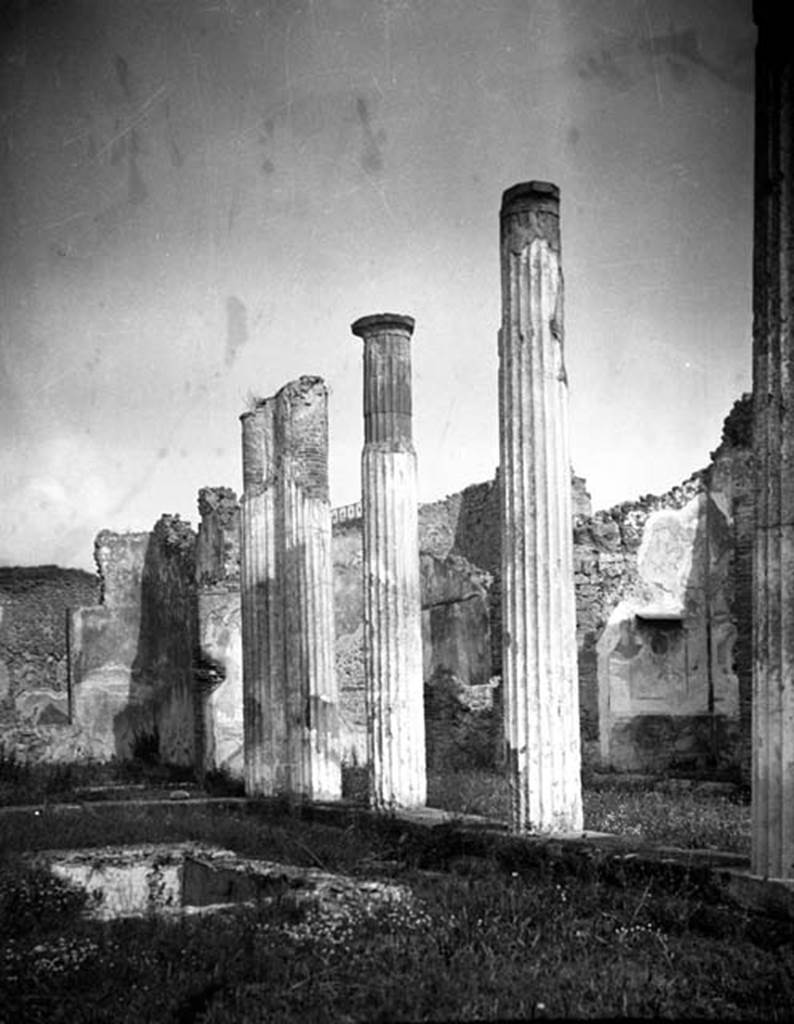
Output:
[197, 590, 243, 776]
[69, 520, 198, 764]
[0, 566, 99, 736]
[0, 518, 200, 765]
[195, 487, 243, 777]
[593, 441, 748, 773]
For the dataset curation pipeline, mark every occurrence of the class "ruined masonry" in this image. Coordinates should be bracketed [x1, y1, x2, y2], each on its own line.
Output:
[0, 401, 756, 787]
[498, 182, 583, 832]
[751, 4, 794, 880]
[239, 378, 340, 800]
[352, 314, 427, 809]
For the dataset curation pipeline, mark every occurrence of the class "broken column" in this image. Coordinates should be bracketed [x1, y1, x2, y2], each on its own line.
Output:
[751, 4, 794, 879]
[498, 182, 582, 832]
[351, 314, 426, 809]
[240, 379, 341, 801]
[275, 377, 341, 801]
[240, 398, 286, 795]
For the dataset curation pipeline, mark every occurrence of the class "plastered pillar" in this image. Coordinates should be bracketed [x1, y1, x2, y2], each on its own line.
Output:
[498, 181, 582, 832]
[275, 377, 341, 801]
[751, 3, 794, 879]
[351, 313, 426, 809]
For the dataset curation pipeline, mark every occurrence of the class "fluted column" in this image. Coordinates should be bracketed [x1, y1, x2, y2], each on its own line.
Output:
[351, 313, 426, 809]
[275, 377, 341, 801]
[498, 181, 582, 833]
[240, 398, 287, 795]
[751, 3, 794, 879]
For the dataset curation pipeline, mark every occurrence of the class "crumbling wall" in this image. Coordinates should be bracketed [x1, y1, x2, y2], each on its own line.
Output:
[421, 553, 497, 772]
[0, 567, 100, 757]
[418, 471, 590, 683]
[332, 519, 496, 772]
[130, 515, 198, 766]
[332, 522, 367, 766]
[68, 517, 198, 764]
[0, 399, 754, 781]
[573, 492, 685, 765]
[68, 530, 150, 760]
[585, 399, 753, 776]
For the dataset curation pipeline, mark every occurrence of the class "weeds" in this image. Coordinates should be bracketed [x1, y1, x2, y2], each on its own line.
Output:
[428, 769, 751, 853]
[0, 800, 791, 1022]
[0, 751, 196, 806]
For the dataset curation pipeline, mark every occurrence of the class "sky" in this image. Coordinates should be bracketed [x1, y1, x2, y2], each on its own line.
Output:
[0, 0, 755, 571]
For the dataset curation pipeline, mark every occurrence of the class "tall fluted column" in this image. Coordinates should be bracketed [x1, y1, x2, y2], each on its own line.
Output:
[498, 181, 582, 833]
[351, 313, 426, 809]
[240, 398, 287, 795]
[751, 3, 794, 879]
[275, 377, 341, 801]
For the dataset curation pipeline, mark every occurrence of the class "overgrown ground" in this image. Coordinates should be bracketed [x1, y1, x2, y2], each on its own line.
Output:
[0, 754, 752, 854]
[0, 759, 782, 1022]
[428, 769, 752, 854]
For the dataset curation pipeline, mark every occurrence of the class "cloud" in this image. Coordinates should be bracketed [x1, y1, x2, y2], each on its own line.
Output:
[0, 436, 113, 569]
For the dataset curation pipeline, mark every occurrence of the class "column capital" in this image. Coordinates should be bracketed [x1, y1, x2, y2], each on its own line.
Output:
[501, 181, 559, 218]
[351, 313, 415, 339]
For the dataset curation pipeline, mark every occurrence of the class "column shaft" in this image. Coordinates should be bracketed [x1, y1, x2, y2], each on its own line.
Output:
[498, 182, 582, 832]
[751, 3, 794, 878]
[277, 377, 341, 801]
[240, 400, 288, 795]
[352, 314, 426, 809]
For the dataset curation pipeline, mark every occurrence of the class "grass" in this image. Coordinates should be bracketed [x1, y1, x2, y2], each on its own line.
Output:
[0, 800, 792, 1022]
[0, 758, 777, 1019]
[428, 769, 752, 854]
[0, 747, 200, 807]
[1, 752, 752, 854]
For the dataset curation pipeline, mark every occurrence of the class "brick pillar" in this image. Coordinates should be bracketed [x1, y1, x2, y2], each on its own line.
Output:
[498, 182, 582, 832]
[275, 377, 341, 801]
[751, 3, 794, 878]
[351, 314, 426, 809]
[239, 398, 287, 795]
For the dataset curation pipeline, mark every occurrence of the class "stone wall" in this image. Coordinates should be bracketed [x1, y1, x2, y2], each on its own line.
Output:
[574, 479, 706, 766]
[69, 517, 198, 764]
[68, 530, 151, 760]
[0, 566, 100, 756]
[581, 396, 753, 776]
[331, 517, 496, 772]
[332, 522, 367, 766]
[0, 397, 754, 780]
[131, 515, 198, 766]
[0, 515, 202, 764]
